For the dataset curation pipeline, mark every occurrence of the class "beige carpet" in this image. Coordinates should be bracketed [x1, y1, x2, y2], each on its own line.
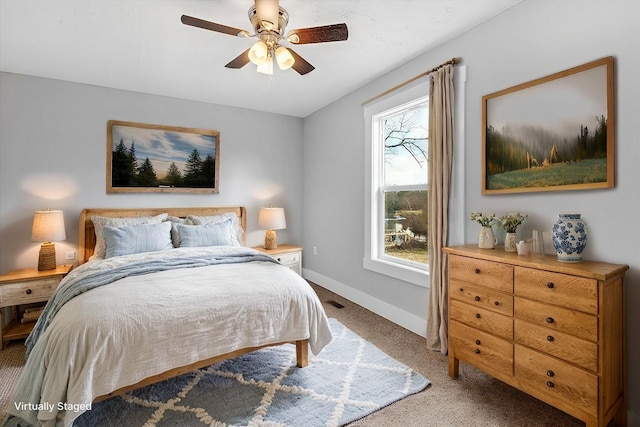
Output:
[0, 281, 583, 426]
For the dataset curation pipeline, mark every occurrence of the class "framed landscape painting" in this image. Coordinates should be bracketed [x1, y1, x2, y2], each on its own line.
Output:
[107, 120, 220, 193]
[482, 56, 615, 194]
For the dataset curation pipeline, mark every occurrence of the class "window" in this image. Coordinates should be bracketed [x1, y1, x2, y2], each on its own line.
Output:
[364, 79, 430, 286]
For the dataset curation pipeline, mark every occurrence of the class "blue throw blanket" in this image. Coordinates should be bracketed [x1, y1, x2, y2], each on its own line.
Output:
[25, 248, 277, 360]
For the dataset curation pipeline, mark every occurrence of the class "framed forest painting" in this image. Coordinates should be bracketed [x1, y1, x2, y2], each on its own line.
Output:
[107, 120, 219, 193]
[482, 56, 615, 194]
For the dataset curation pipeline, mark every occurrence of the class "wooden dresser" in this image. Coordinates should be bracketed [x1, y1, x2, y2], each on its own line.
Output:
[443, 245, 628, 427]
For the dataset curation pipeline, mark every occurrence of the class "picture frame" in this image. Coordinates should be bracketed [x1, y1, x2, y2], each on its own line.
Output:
[106, 120, 220, 193]
[482, 56, 614, 194]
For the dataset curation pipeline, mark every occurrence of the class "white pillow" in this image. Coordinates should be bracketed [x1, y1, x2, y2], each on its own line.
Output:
[91, 213, 168, 259]
[176, 221, 237, 247]
[103, 222, 173, 258]
[187, 213, 243, 246]
[164, 216, 196, 248]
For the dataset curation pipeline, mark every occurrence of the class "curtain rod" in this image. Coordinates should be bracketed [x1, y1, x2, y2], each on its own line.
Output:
[362, 57, 459, 106]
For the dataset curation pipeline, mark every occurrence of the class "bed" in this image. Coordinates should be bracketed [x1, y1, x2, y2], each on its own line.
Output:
[5, 207, 332, 427]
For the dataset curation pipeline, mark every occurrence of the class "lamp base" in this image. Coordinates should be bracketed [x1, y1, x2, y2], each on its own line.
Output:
[38, 242, 57, 271]
[264, 229, 278, 250]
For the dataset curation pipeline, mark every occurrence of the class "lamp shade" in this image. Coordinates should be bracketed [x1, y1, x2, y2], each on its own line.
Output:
[248, 40, 268, 65]
[32, 210, 66, 242]
[258, 207, 286, 230]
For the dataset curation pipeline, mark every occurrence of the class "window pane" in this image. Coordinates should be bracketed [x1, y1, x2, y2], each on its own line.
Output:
[383, 105, 428, 186]
[383, 190, 428, 265]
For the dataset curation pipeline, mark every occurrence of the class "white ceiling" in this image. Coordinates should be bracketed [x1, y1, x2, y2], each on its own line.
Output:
[0, 0, 523, 118]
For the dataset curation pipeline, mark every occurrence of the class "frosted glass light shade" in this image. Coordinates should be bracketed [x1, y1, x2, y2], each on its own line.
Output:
[248, 40, 268, 65]
[256, 56, 274, 75]
[275, 46, 295, 70]
[32, 210, 66, 242]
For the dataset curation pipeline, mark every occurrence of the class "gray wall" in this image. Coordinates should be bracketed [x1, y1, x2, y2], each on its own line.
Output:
[301, 0, 639, 421]
[0, 73, 304, 271]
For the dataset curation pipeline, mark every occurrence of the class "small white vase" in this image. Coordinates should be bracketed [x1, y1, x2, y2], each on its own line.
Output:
[504, 232, 518, 252]
[478, 226, 497, 249]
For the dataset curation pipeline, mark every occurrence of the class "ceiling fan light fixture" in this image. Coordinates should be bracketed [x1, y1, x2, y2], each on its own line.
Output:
[256, 54, 274, 75]
[248, 40, 268, 65]
[275, 46, 295, 70]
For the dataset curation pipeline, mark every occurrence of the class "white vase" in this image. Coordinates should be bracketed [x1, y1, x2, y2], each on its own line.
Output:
[504, 232, 518, 252]
[478, 226, 497, 249]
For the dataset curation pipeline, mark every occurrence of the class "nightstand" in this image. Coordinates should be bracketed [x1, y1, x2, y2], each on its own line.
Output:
[253, 245, 302, 276]
[0, 264, 72, 348]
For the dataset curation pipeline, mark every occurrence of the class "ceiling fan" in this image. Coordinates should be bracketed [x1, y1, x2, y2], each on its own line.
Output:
[181, 0, 348, 76]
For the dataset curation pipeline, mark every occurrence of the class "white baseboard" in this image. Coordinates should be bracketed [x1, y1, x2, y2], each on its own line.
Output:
[303, 268, 427, 338]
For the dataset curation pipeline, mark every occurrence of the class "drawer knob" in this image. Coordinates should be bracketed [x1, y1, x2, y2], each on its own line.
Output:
[547, 370, 555, 377]
[475, 349, 481, 354]
[547, 335, 555, 342]
[546, 381, 555, 388]
[459, 288, 464, 292]
[494, 301, 500, 306]
[474, 268, 481, 274]
[546, 317, 555, 324]
[474, 296, 480, 302]
[547, 282, 555, 289]
[475, 313, 481, 319]
[475, 339, 481, 345]
[25, 288, 32, 295]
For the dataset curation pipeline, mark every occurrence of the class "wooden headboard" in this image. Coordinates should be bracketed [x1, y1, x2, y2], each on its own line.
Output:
[78, 207, 247, 265]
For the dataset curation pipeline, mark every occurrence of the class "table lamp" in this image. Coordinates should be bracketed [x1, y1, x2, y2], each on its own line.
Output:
[32, 210, 66, 271]
[258, 207, 286, 250]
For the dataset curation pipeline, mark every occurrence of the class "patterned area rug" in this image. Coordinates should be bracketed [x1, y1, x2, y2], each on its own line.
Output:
[75, 318, 430, 426]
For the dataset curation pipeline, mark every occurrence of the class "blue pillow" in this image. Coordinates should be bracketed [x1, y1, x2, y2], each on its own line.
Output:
[176, 220, 237, 247]
[103, 222, 173, 258]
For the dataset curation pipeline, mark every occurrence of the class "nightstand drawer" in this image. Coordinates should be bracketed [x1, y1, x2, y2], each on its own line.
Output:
[272, 251, 300, 266]
[0, 277, 59, 307]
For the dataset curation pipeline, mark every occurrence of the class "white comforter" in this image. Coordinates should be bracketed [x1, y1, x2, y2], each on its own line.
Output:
[6, 247, 333, 427]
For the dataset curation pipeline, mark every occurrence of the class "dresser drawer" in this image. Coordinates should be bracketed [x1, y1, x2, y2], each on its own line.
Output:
[514, 297, 597, 341]
[449, 255, 513, 293]
[514, 267, 597, 314]
[514, 319, 597, 371]
[515, 345, 597, 416]
[0, 278, 59, 307]
[450, 320, 513, 377]
[450, 279, 513, 316]
[450, 300, 513, 340]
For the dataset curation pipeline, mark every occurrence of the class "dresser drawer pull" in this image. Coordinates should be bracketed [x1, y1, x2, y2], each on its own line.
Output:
[459, 288, 464, 292]
[546, 317, 555, 324]
[546, 370, 555, 377]
[547, 282, 555, 289]
[475, 340, 481, 345]
[494, 301, 500, 306]
[25, 289, 32, 295]
[547, 335, 555, 342]
[474, 268, 481, 274]
[546, 381, 555, 388]
[474, 296, 480, 301]
[475, 313, 481, 319]
[474, 349, 481, 354]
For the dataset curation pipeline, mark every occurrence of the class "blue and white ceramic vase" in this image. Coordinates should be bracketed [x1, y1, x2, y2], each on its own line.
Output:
[552, 213, 588, 262]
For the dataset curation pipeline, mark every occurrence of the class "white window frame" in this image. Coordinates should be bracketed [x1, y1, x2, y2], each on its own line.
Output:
[364, 79, 430, 287]
[363, 65, 467, 288]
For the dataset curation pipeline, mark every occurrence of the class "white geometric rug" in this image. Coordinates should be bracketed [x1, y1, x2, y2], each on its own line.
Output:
[74, 318, 430, 426]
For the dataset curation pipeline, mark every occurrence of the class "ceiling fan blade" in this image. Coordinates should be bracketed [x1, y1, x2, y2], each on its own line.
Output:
[225, 49, 251, 69]
[181, 15, 247, 37]
[287, 23, 348, 44]
[287, 49, 315, 75]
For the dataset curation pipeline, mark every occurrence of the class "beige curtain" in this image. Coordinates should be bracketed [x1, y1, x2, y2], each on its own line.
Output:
[426, 64, 454, 354]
